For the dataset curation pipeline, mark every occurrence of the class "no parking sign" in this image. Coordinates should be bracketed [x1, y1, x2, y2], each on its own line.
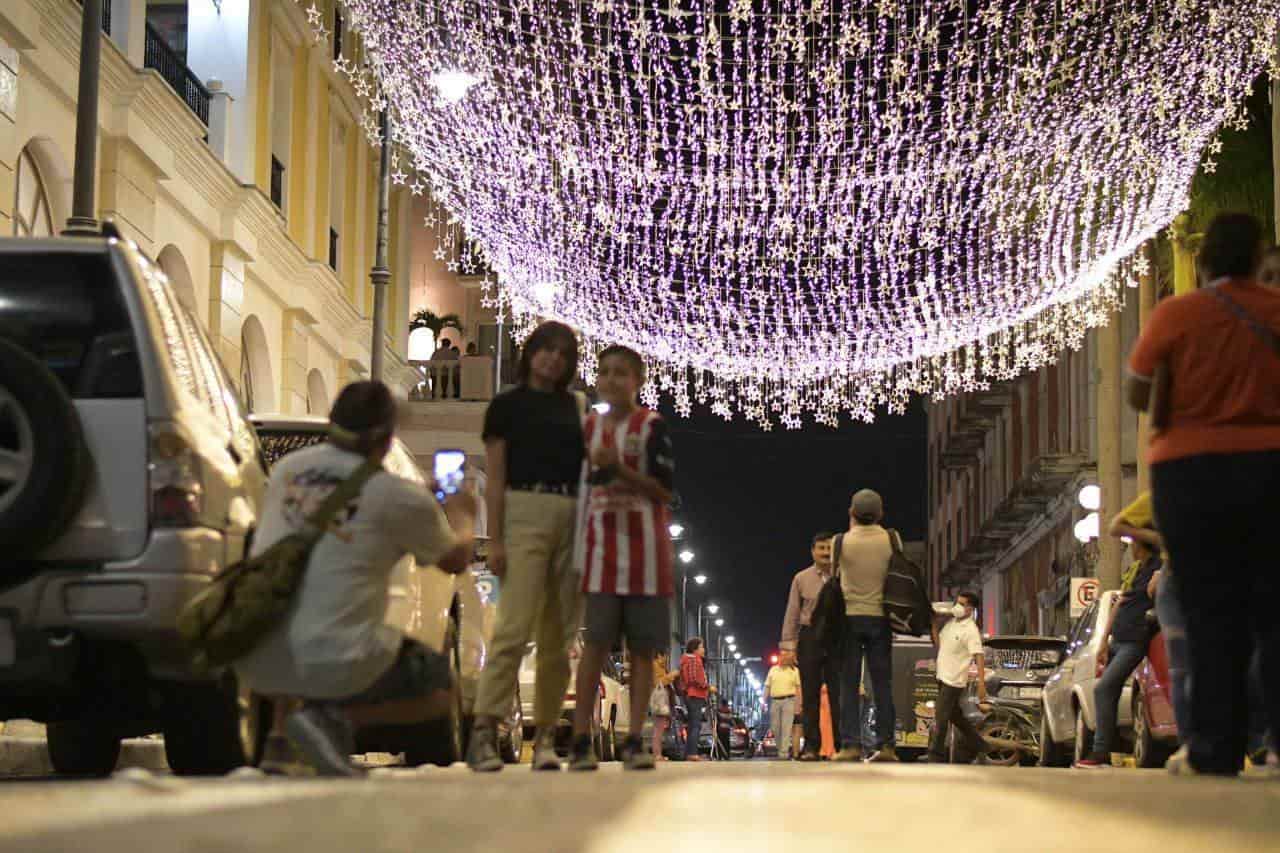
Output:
[1070, 578, 1100, 618]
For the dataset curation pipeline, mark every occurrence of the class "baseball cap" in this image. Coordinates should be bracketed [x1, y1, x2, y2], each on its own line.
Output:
[850, 489, 884, 522]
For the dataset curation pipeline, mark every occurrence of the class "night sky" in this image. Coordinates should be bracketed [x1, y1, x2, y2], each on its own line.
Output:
[660, 400, 928, 682]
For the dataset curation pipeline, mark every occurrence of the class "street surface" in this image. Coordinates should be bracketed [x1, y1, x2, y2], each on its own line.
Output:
[0, 759, 1275, 853]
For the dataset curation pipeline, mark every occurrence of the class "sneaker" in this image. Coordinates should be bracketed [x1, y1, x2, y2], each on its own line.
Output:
[867, 745, 899, 763]
[834, 747, 863, 762]
[531, 728, 562, 771]
[260, 732, 313, 777]
[1165, 745, 1199, 777]
[466, 724, 503, 773]
[620, 736, 655, 770]
[284, 704, 364, 778]
[569, 734, 598, 771]
[1073, 751, 1110, 769]
[797, 750, 821, 762]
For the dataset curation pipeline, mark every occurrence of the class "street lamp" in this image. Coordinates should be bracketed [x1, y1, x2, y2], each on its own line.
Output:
[707, 604, 720, 615]
[725, 636, 736, 644]
[694, 573, 708, 585]
[697, 602, 720, 638]
[715, 618, 724, 627]
[669, 522, 685, 539]
[680, 565, 708, 642]
[679, 549, 696, 564]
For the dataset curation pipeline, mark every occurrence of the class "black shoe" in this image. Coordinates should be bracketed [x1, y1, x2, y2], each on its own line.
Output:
[620, 736, 655, 770]
[569, 734, 598, 771]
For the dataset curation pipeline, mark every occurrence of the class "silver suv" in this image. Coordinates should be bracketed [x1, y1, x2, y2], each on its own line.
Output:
[0, 227, 268, 776]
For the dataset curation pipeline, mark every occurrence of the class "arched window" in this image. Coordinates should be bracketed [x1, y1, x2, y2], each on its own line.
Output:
[239, 344, 256, 414]
[13, 147, 54, 237]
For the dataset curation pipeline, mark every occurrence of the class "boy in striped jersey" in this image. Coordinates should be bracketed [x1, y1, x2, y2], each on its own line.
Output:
[570, 345, 677, 771]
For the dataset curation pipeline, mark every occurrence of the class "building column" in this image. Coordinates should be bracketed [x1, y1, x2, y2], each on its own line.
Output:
[281, 307, 317, 413]
[1136, 240, 1157, 494]
[0, 35, 22, 234]
[1096, 310, 1123, 590]
[108, 0, 147, 66]
[1171, 213, 1199, 296]
[208, 241, 249, 381]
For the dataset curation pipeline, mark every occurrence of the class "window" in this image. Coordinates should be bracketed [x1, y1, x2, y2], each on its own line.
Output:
[270, 38, 293, 215]
[328, 227, 339, 271]
[333, 7, 344, 61]
[13, 147, 54, 237]
[239, 341, 256, 414]
[270, 156, 285, 209]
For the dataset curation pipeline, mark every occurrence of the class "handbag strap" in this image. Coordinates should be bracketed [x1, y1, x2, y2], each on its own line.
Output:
[1210, 286, 1280, 360]
[302, 460, 381, 538]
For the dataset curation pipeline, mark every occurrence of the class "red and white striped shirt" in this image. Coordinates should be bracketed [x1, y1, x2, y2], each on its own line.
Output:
[581, 406, 675, 597]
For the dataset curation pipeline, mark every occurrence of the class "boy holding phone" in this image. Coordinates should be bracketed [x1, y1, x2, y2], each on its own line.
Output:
[569, 345, 677, 771]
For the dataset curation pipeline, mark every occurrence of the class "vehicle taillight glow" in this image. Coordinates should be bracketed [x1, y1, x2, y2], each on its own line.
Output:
[149, 422, 203, 527]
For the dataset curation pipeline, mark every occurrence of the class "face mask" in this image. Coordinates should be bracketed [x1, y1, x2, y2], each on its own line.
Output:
[952, 603, 968, 619]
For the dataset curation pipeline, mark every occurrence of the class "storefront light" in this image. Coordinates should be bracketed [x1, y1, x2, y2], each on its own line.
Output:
[1077, 484, 1101, 512]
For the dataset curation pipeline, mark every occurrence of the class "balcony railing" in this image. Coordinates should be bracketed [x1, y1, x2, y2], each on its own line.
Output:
[76, 0, 112, 36]
[143, 21, 210, 125]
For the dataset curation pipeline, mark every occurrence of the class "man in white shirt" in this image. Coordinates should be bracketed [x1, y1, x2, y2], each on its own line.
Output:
[928, 591, 990, 763]
[236, 381, 476, 777]
[765, 651, 803, 759]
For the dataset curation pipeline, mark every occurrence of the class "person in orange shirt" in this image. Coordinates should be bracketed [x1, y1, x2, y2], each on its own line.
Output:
[1127, 212, 1280, 777]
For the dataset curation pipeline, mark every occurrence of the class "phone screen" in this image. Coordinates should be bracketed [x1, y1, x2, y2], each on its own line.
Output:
[433, 450, 467, 500]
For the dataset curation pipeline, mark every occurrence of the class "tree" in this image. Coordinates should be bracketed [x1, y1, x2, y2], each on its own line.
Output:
[410, 308, 462, 338]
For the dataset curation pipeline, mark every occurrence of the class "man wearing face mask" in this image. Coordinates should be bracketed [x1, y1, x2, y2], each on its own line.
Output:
[928, 591, 990, 763]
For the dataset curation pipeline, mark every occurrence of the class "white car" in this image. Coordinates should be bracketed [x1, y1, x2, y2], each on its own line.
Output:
[250, 416, 521, 765]
[518, 630, 622, 759]
[0, 230, 269, 777]
[1040, 590, 1134, 766]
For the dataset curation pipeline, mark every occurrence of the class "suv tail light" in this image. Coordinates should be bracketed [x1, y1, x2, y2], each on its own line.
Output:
[149, 422, 204, 527]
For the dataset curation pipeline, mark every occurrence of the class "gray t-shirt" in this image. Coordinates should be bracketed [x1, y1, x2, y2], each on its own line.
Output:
[235, 443, 457, 699]
[837, 525, 899, 617]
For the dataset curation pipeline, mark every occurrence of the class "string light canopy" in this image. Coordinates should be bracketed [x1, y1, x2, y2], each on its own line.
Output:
[314, 0, 1280, 426]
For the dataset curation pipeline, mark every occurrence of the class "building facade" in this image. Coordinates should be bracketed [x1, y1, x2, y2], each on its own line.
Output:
[0, 0, 428, 416]
[925, 290, 1148, 637]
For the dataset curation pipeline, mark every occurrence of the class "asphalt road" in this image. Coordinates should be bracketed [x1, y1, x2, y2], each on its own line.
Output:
[0, 760, 1276, 853]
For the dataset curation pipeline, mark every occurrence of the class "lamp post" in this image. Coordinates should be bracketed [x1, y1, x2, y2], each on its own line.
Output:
[65, 0, 103, 235]
[679, 549, 704, 641]
[697, 602, 719, 644]
[369, 112, 391, 381]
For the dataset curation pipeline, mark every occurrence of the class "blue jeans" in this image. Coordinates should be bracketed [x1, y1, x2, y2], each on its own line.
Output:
[1156, 573, 1192, 740]
[840, 616, 894, 750]
[1093, 640, 1146, 755]
[685, 697, 706, 759]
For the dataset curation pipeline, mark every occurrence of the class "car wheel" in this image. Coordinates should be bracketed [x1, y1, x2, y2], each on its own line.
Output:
[405, 612, 464, 768]
[164, 677, 267, 775]
[46, 719, 122, 777]
[500, 689, 524, 764]
[1039, 712, 1069, 767]
[0, 338, 91, 571]
[1072, 705, 1094, 765]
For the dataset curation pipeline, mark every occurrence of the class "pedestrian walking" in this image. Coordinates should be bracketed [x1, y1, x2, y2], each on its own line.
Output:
[651, 651, 679, 761]
[234, 381, 477, 777]
[1127, 212, 1280, 776]
[780, 531, 842, 760]
[680, 638, 714, 761]
[568, 345, 677, 771]
[834, 489, 900, 762]
[765, 650, 802, 759]
[467, 321, 586, 773]
[1075, 509, 1161, 769]
[928, 591, 990, 764]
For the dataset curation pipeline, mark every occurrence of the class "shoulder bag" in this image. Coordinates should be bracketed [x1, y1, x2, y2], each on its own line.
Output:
[883, 528, 933, 637]
[177, 459, 381, 671]
[811, 533, 847, 656]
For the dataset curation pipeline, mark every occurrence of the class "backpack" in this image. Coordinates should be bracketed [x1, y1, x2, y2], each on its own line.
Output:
[815, 529, 932, 649]
[177, 459, 380, 671]
[811, 536, 847, 656]
[883, 529, 933, 636]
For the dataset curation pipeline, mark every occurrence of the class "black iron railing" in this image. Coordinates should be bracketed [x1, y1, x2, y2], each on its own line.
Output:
[74, 0, 112, 35]
[143, 21, 209, 125]
[270, 157, 286, 209]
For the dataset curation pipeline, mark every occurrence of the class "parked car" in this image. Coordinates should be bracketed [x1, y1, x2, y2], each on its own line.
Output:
[519, 630, 620, 759]
[1133, 622, 1178, 768]
[250, 415, 521, 765]
[951, 636, 1066, 766]
[758, 730, 778, 758]
[0, 230, 269, 776]
[1040, 591, 1134, 766]
[729, 716, 754, 758]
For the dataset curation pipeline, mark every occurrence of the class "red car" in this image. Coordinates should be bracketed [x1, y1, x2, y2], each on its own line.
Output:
[1132, 627, 1179, 767]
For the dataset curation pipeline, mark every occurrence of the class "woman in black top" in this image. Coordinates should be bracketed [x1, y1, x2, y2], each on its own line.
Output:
[468, 321, 586, 772]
